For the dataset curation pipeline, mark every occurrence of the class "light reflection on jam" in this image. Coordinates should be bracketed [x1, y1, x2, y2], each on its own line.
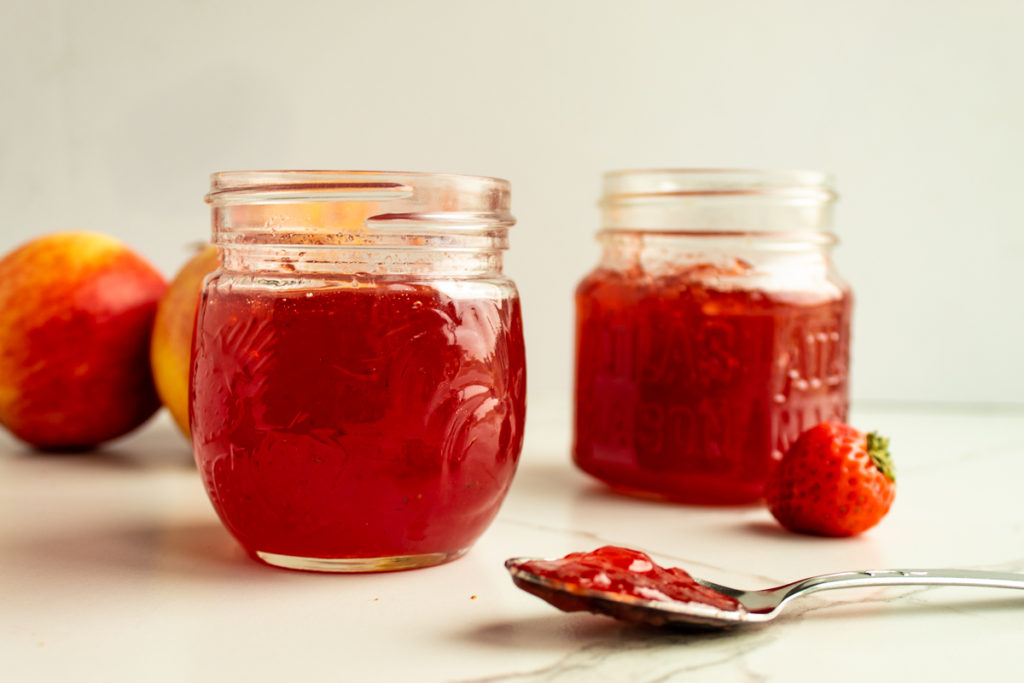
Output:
[519, 546, 740, 612]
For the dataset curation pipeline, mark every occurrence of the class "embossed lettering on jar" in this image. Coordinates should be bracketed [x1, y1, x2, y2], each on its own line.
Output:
[573, 170, 852, 504]
[191, 171, 526, 572]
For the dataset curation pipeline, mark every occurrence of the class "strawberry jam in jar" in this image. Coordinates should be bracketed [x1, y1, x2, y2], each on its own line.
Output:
[192, 171, 526, 572]
[574, 170, 851, 504]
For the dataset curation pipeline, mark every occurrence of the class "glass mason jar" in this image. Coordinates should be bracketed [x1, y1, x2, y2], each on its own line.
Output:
[573, 169, 852, 504]
[191, 171, 526, 572]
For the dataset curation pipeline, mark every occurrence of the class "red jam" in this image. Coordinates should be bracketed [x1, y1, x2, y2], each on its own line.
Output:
[190, 281, 526, 562]
[574, 265, 851, 504]
[518, 546, 740, 612]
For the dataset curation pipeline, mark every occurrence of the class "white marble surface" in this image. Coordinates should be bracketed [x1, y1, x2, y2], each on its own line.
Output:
[3, 398, 1024, 682]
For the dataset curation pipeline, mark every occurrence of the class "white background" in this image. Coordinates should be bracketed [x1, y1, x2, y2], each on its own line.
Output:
[2, 0, 1021, 409]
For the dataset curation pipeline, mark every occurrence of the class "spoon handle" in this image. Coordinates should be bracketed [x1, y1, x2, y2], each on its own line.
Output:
[780, 568, 1024, 603]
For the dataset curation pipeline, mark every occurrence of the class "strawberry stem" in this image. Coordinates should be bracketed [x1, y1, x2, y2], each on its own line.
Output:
[867, 431, 895, 482]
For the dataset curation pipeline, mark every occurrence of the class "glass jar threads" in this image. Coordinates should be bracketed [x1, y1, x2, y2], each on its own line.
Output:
[573, 170, 852, 504]
[192, 171, 526, 571]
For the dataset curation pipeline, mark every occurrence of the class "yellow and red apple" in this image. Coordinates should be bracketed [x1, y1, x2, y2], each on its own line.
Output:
[149, 244, 220, 438]
[0, 232, 168, 450]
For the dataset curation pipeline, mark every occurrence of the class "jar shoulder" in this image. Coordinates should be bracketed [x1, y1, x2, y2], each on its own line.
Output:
[575, 263, 852, 308]
[203, 271, 520, 301]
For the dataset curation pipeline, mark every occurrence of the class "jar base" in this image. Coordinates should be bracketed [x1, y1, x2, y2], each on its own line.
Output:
[253, 548, 469, 573]
[574, 457, 766, 505]
[606, 483, 763, 506]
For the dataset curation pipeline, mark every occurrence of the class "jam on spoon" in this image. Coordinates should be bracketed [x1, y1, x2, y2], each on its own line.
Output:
[507, 546, 1024, 631]
[506, 546, 745, 629]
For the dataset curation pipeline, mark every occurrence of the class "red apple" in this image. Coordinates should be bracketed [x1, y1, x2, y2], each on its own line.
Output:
[0, 231, 168, 450]
[149, 244, 220, 438]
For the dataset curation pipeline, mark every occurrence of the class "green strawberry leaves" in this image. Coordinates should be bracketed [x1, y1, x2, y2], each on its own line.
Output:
[866, 431, 895, 482]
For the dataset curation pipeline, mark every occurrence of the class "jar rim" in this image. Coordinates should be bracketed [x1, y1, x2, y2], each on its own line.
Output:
[602, 168, 836, 201]
[205, 170, 511, 208]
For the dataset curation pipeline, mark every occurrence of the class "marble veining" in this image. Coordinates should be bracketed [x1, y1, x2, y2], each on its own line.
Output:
[455, 627, 778, 683]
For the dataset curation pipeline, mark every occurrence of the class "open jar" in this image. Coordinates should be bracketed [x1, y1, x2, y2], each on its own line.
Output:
[573, 169, 852, 504]
[191, 171, 526, 571]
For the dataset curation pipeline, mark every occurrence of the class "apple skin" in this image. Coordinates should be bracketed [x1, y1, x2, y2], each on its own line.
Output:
[149, 244, 220, 439]
[0, 232, 168, 450]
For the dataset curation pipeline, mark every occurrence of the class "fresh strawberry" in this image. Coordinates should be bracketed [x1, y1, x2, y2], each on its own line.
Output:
[766, 422, 895, 537]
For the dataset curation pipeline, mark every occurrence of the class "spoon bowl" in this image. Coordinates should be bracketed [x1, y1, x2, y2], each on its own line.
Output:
[506, 558, 1024, 630]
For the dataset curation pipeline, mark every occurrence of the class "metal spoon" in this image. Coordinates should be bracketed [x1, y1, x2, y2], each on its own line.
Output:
[506, 558, 1024, 630]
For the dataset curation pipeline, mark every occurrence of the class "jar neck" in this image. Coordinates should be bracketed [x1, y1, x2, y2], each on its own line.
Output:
[206, 171, 513, 278]
[600, 169, 836, 233]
